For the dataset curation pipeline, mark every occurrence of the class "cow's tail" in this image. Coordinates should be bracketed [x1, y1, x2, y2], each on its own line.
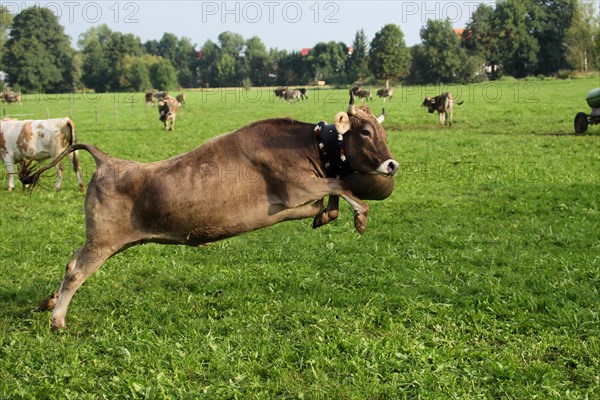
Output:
[65, 119, 81, 174]
[19, 143, 109, 189]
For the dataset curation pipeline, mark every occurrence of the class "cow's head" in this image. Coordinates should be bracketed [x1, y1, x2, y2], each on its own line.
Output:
[158, 101, 170, 122]
[422, 96, 437, 113]
[334, 93, 399, 176]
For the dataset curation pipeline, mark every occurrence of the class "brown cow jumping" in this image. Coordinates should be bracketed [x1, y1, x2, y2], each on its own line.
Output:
[22, 94, 398, 331]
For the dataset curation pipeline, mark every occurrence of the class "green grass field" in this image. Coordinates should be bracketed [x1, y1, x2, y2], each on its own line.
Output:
[1, 77, 599, 399]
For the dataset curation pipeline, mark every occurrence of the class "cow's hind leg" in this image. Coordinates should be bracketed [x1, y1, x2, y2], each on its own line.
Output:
[54, 161, 64, 191]
[312, 196, 340, 229]
[49, 242, 116, 331]
[67, 151, 85, 192]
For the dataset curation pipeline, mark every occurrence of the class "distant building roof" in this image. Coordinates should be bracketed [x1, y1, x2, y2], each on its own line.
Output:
[455, 28, 465, 37]
[301, 48, 311, 56]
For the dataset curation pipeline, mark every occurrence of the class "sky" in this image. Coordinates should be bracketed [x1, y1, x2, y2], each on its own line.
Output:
[7, 1, 497, 51]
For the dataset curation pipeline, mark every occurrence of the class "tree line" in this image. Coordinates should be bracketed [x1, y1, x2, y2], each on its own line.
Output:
[1, 0, 599, 94]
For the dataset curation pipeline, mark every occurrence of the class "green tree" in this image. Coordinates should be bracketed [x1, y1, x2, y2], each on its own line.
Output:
[528, 0, 576, 75]
[144, 39, 160, 56]
[158, 33, 178, 61]
[174, 37, 197, 87]
[493, 0, 540, 77]
[245, 36, 271, 86]
[3, 6, 75, 92]
[410, 19, 462, 83]
[368, 24, 411, 80]
[145, 34, 198, 87]
[596, 26, 600, 69]
[78, 25, 144, 92]
[196, 39, 220, 87]
[105, 31, 143, 91]
[218, 31, 244, 57]
[120, 54, 160, 91]
[149, 58, 178, 90]
[79, 30, 110, 92]
[462, 3, 500, 78]
[0, 5, 13, 64]
[310, 41, 349, 84]
[197, 31, 247, 87]
[274, 51, 311, 85]
[347, 29, 370, 83]
[215, 53, 238, 86]
[564, 0, 599, 71]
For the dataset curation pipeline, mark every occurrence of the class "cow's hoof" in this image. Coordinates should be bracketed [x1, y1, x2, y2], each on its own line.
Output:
[312, 210, 326, 229]
[354, 213, 368, 235]
[51, 318, 66, 332]
[78, 185, 85, 193]
[312, 208, 339, 229]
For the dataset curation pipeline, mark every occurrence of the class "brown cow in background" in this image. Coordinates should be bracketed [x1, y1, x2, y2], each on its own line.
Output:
[158, 95, 180, 131]
[422, 92, 464, 126]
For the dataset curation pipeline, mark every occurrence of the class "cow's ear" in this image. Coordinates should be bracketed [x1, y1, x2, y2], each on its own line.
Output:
[334, 112, 351, 134]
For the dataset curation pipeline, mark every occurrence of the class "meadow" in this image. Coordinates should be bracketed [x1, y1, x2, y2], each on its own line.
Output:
[0, 77, 599, 399]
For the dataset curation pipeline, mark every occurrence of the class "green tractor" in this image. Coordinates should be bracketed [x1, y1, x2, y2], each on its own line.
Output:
[574, 88, 600, 134]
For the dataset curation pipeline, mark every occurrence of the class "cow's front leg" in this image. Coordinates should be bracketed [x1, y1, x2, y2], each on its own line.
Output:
[285, 178, 369, 235]
[4, 161, 15, 191]
[313, 195, 340, 229]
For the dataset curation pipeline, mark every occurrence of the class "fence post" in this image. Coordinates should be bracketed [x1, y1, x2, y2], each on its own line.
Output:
[95, 106, 99, 124]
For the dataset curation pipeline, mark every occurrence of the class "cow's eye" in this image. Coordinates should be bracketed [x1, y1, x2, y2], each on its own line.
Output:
[360, 130, 371, 138]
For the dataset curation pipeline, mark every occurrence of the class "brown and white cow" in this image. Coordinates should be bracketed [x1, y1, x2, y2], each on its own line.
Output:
[0, 117, 83, 191]
[158, 95, 180, 131]
[281, 89, 304, 102]
[2, 91, 22, 105]
[422, 92, 464, 126]
[23, 94, 398, 330]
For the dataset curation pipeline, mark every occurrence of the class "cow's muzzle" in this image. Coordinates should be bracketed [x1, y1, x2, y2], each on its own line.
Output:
[377, 159, 399, 176]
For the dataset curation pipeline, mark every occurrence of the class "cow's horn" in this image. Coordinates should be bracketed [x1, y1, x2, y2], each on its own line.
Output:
[347, 92, 356, 115]
[377, 108, 386, 124]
